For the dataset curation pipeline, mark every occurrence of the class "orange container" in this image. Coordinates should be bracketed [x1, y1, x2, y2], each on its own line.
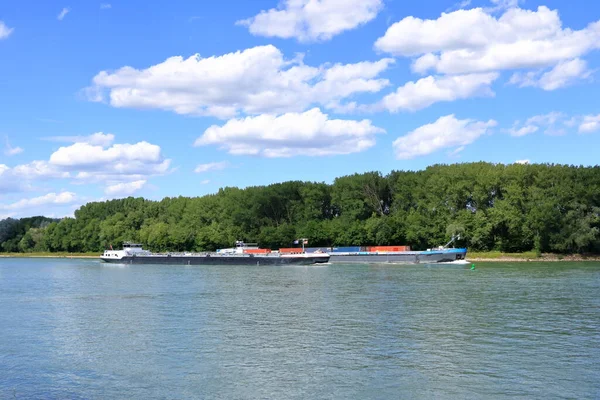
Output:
[278, 248, 304, 254]
[370, 246, 410, 252]
[243, 248, 271, 254]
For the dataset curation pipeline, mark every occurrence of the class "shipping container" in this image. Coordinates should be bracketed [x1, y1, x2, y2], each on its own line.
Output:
[332, 246, 361, 253]
[278, 248, 305, 254]
[369, 245, 411, 252]
[243, 248, 271, 254]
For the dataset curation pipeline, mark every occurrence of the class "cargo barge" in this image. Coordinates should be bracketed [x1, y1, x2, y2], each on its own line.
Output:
[297, 236, 467, 264]
[100, 241, 329, 266]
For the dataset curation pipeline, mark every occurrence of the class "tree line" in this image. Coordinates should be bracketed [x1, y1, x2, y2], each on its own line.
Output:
[1, 162, 599, 254]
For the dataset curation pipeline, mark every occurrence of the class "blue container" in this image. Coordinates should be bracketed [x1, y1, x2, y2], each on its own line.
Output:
[332, 246, 361, 253]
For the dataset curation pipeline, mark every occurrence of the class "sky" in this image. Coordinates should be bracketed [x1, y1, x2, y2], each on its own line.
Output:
[1, 0, 600, 219]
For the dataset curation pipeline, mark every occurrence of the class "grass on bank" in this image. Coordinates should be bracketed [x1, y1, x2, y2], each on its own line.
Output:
[0, 252, 99, 258]
[467, 251, 541, 259]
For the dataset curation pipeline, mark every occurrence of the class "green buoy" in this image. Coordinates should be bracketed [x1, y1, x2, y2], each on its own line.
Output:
[471, 264, 476, 270]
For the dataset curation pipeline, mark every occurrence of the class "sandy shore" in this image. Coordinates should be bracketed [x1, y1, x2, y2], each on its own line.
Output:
[469, 255, 600, 262]
[0, 255, 99, 259]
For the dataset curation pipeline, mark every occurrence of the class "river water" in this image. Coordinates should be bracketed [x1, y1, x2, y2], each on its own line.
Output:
[1, 259, 599, 399]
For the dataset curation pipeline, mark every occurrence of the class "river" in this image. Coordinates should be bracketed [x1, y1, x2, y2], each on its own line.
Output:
[1, 259, 599, 399]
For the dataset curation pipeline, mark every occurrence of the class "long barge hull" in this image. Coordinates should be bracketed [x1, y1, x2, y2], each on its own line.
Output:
[101, 254, 328, 266]
[328, 248, 467, 264]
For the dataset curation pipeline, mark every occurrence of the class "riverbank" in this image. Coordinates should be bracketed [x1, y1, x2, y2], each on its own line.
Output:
[2, 251, 600, 262]
[0, 252, 98, 259]
[467, 251, 600, 262]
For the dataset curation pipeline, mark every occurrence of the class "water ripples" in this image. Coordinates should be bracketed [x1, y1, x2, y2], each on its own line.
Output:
[1, 259, 599, 399]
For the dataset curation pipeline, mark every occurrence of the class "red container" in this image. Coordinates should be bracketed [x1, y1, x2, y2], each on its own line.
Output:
[278, 248, 304, 254]
[243, 248, 271, 254]
[370, 245, 410, 252]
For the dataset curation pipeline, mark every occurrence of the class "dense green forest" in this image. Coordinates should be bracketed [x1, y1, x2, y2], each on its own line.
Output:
[1, 162, 599, 254]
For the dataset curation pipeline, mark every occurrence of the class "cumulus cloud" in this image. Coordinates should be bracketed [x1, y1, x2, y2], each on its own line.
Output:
[508, 111, 600, 136]
[0, 192, 77, 211]
[375, 6, 600, 76]
[380, 73, 498, 112]
[0, 164, 30, 193]
[195, 108, 384, 157]
[0, 160, 66, 194]
[0, 135, 170, 197]
[85, 45, 393, 118]
[515, 159, 530, 164]
[509, 59, 593, 90]
[49, 141, 171, 182]
[579, 114, 600, 133]
[194, 161, 229, 173]
[12, 161, 71, 179]
[104, 180, 146, 197]
[238, 0, 383, 42]
[43, 132, 115, 147]
[393, 114, 497, 159]
[0, 21, 14, 39]
[508, 112, 566, 137]
[57, 8, 70, 21]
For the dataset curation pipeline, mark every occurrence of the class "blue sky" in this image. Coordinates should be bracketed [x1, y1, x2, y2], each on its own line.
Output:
[1, 0, 599, 218]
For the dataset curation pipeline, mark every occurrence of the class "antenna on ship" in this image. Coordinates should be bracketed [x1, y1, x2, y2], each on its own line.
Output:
[295, 238, 308, 252]
[442, 234, 460, 249]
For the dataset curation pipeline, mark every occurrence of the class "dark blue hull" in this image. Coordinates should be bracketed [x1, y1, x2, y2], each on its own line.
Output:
[328, 248, 467, 264]
[101, 254, 328, 266]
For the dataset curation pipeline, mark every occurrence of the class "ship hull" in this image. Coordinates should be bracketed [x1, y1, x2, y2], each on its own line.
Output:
[100, 254, 328, 266]
[328, 248, 467, 264]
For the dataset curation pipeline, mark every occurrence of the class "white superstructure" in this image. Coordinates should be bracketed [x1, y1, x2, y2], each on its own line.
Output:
[101, 242, 151, 261]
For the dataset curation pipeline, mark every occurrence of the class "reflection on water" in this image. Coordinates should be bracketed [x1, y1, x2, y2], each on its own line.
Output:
[1, 259, 599, 399]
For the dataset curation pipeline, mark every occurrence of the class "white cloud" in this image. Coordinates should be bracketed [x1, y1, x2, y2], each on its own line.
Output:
[49, 141, 170, 181]
[100, 3, 111, 9]
[515, 159, 530, 164]
[509, 111, 600, 136]
[0, 21, 14, 39]
[509, 58, 593, 90]
[86, 45, 393, 118]
[0, 136, 170, 196]
[57, 8, 70, 21]
[380, 73, 498, 112]
[0, 160, 67, 194]
[579, 114, 600, 133]
[194, 161, 229, 173]
[508, 112, 566, 137]
[104, 180, 146, 197]
[43, 132, 115, 147]
[195, 108, 384, 157]
[0, 164, 33, 193]
[393, 114, 497, 159]
[4, 137, 23, 156]
[0, 192, 77, 211]
[200, 180, 210, 185]
[238, 0, 383, 42]
[508, 124, 538, 137]
[0, 164, 20, 193]
[12, 161, 70, 179]
[375, 6, 600, 76]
